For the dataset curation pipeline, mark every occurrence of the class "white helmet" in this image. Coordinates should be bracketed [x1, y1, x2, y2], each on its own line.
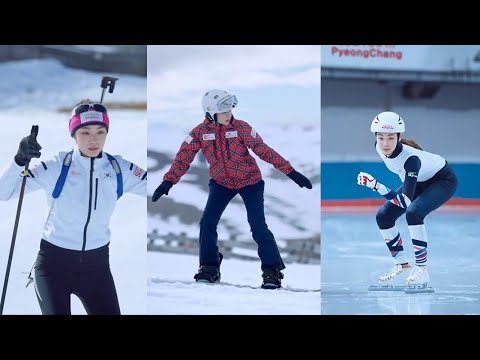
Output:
[370, 111, 405, 133]
[202, 89, 238, 122]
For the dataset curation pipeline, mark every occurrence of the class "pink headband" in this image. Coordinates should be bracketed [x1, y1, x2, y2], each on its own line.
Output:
[69, 111, 109, 136]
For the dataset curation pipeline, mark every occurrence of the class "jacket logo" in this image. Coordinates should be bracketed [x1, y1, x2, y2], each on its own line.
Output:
[184, 135, 193, 144]
[407, 172, 418, 178]
[203, 133, 216, 141]
[225, 131, 238, 138]
[134, 167, 143, 177]
[104, 172, 112, 178]
[70, 170, 81, 176]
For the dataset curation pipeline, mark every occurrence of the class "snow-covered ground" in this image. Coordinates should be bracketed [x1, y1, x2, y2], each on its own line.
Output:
[148, 251, 320, 315]
[0, 59, 146, 314]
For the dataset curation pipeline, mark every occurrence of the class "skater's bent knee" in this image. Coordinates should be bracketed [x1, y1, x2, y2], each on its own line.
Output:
[405, 207, 424, 225]
[376, 208, 394, 228]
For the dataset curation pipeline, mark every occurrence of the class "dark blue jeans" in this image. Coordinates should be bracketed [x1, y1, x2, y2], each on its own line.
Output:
[199, 179, 285, 271]
[376, 163, 458, 228]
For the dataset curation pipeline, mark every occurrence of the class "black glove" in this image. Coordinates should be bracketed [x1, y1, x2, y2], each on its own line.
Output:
[15, 133, 42, 166]
[152, 180, 174, 202]
[287, 169, 312, 189]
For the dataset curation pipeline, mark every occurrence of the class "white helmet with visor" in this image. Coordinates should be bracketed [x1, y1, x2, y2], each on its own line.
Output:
[202, 89, 238, 122]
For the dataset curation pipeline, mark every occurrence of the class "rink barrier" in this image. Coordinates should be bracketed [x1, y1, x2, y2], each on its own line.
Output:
[322, 198, 480, 213]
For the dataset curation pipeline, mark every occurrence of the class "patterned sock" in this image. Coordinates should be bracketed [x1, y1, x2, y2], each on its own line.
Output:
[380, 226, 407, 265]
[408, 224, 428, 265]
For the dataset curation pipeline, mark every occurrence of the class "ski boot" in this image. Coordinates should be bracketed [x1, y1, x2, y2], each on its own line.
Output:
[261, 268, 284, 289]
[194, 253, 223, 283]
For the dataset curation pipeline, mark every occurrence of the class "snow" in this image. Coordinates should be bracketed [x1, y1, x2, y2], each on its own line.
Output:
[148, 252, 320, 315]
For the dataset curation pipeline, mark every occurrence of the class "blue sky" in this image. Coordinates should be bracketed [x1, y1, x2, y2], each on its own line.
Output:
[147, 45, 320, 125]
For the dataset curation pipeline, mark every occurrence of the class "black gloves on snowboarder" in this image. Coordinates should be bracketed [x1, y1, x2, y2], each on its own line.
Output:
[15, 133, 42, 166]
[152, 180, 174, 202]
[287, 169, 312, 189]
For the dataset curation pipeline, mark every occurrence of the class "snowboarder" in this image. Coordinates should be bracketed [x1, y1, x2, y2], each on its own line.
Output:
[152, 89, 313, 289]
[0, 100, 147, 314]
[357, 111, 457, 292]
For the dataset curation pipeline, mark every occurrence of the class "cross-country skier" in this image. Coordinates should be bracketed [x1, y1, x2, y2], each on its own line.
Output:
[151, 89, 313, 289]
[0, 100, 147, 314]
[357, 111, 458, 290]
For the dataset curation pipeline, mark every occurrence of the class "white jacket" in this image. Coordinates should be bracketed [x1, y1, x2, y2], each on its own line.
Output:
[0, 148, 146, 251]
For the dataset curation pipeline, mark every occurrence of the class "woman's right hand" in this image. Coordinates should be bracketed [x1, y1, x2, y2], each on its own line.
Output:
[152, 180, 174, 202]
[357, 171, 378, 191]
[15, 133, 42, 166]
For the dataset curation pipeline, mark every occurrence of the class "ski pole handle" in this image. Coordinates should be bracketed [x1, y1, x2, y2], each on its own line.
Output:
[25, 125, 39, 170]
[30, 125, 39, 140]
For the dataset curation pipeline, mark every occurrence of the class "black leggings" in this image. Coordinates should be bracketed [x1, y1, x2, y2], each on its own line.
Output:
[376, 162, 458, 229]
[33, 240, 120, 315]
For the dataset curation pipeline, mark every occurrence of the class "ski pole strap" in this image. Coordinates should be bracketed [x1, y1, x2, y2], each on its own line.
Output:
[26, 261, 35, 288]
[106, 153, 123, 199]
[52, 151, 73, 199]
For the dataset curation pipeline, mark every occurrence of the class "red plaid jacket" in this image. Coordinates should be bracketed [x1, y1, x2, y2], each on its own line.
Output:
[164, 117, 294, 189]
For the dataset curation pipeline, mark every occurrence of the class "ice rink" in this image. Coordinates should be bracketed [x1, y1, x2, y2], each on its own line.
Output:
[321, 212, 480, 315]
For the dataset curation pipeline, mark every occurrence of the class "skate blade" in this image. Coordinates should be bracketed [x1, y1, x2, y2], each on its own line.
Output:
[368, 284, 406, 292]
[404, 284, 435, 294]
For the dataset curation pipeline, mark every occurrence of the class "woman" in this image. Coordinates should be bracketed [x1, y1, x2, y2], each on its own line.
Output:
[151, 89, 312, 289]
[0, 100, 147, 314]
[357, 111, 457, 288]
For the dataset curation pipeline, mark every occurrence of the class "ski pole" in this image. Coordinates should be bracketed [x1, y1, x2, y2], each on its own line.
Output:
[0, 125, 39, 315]
[100, 76, 118, 104]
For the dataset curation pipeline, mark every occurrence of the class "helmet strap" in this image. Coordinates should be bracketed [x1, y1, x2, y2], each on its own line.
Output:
[206, 112, 216, 123]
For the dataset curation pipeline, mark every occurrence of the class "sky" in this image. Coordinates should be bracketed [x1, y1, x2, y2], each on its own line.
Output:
[147, 45, 321, 125]
[0, 59, 147, 314]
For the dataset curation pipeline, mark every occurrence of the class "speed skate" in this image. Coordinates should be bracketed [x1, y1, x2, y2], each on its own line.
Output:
[404, 283, 434, 294]
[368, 264, 409, 292]
[368, 284, 406, 291]
[369, 283, 434, 293]
[369, 264, 435, 293]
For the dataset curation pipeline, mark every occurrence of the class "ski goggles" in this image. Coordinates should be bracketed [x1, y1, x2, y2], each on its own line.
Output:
[216, 95, 238, 112]
[71, 103, 108, 116]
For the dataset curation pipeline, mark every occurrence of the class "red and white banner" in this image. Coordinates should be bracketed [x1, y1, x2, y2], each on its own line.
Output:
[322, 45, 480, 72]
